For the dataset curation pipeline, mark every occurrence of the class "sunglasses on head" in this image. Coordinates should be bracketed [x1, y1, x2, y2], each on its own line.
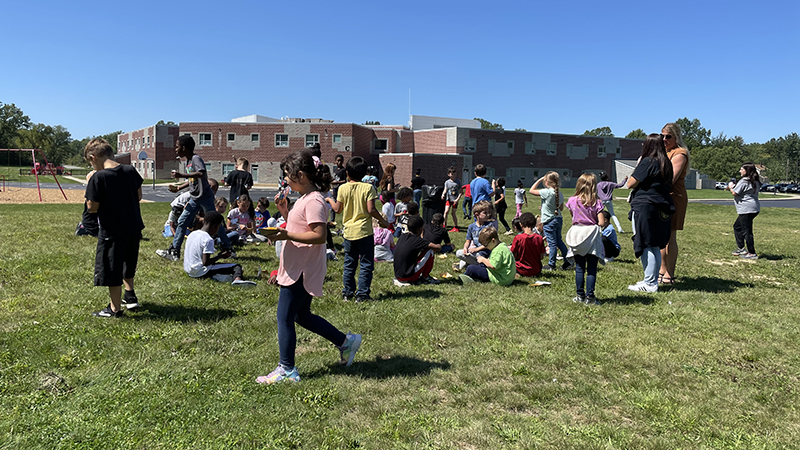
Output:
[661, 134, 673, 140]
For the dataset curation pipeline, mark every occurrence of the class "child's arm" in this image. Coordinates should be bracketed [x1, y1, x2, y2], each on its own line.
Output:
[269, 222, 327, 245]
[476, 254, 495, 269]
[86, 199, 99, 213]
[428, 242, 442, 251]
[529, 177, 544, 196]
[202, 249, 232, 266]
[326, 196, 342, 213]
[367, 199, 390, 228]
[523, 191, 527, 205]
[598, 212, 607, 228]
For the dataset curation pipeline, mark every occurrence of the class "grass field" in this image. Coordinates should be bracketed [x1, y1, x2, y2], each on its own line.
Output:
[1, 198, 799, 449]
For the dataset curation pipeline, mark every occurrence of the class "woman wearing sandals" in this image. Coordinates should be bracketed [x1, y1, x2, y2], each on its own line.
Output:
[659, 122, 689, 285]
[626, 134, 674, 293]
[730, 163, 761, 260]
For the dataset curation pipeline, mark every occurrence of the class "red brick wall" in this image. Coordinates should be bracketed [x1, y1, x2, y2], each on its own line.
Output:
[412, 129, 451, 154]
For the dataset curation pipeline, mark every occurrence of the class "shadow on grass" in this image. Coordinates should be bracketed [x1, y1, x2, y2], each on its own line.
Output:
[758, 253, 788, 261]
[304, 355, 451, 380]
[131, 303, 239, 322]
[601, 294, 656, 305]
[670, 276, 753, 293]
[380, 289, 441, 301]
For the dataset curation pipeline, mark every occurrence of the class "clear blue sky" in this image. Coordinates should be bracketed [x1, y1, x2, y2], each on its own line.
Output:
[2, 0, 797, 144]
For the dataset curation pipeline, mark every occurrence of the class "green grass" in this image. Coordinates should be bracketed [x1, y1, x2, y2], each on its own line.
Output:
[0, 165, 86, 185]
[1, 200, 800, 449]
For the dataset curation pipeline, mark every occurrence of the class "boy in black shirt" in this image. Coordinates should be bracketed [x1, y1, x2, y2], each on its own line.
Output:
[422, 213, 453, 253]
[224, 157, 253, 205]
[393, 216, 441, 287]
[84, 138, 144, 317]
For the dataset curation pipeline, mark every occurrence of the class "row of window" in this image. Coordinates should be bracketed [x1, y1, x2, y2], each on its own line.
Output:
[120, 136, 151, 149]
[194, 133, 342, 148]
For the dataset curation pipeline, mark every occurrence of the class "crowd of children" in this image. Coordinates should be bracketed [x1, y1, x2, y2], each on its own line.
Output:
[82, 135, 640, 385]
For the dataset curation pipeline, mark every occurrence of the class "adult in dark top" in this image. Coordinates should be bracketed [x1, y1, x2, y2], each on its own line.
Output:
[224, 157, 254, 205]
[626, 134, 674, 293]
[410, 169, 425, 204]
[393, 216, 441, 285]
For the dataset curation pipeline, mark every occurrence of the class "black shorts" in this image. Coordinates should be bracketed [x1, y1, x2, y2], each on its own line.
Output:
[94, 233, 141, 286]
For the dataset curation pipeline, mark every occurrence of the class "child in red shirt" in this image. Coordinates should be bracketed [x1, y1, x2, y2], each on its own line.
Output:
[510, 212, 546, 277]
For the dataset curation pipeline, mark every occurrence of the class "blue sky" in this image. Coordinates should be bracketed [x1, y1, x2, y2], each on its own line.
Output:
[2, 0, 797, 144]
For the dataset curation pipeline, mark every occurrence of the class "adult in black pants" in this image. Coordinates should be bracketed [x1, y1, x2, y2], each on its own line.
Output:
[730, 163, 761, 259]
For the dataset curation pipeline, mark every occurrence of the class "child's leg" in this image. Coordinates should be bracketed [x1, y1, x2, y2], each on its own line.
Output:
[497, 205, 510, 232]
[172, 199, 200, 251]
[456, 249, 479, 266]
[342, 238, 358, 296]
[355, 236, 375, 298]
[743, 212, 758, 254]
[573, 253, 587, 297]
[553, 217, 568, 257]
[450, 202, 459, 228]
[464, 264, 490, 282]
[443, 203, 451, 228]
[542, 219, 558, 267]
[515, 203, 522, 219]
[291, 275, 347, 349]
[397, 249, 435, 283]
[203, 263, 244, 280]
[640, 246, 661, 285]
[585, 254, 598, 298]
[733, 214, 746, 251]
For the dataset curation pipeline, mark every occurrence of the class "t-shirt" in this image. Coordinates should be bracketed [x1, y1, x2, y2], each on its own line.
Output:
[224, 169, 253, 204]
[444, 179, 460, 202]
[362, 175, 378, 187]
[465, 220, 498, 258]
[382, 201, 396, 224]
[170, 191, 191, 209]
[566, 197, 603, 226]
[510, 232, 545, 277]
[187, 154, 212, 200]
[514, 188, 526, 204]
[333, 167, 347, 194]
[227, 208, 252, 237]
[597, 180, 626, 202]
[732, 178, 761, 214]
[462, 183, 471, 198]
[394, 201, 409, 230]
[470, 177, 492, 205]
[423, 223, 451, 246]
[254, 210, 271, 229]
[494, 186, 506, 207]
[602, 225, 621, 250]
[393, 233, 431, 279]
[630, 157, 673, 207]
[336, 181, 378, 241]
[184, 230, 215, 277]
[277, 191, 328, 296]
[84, 164, 144, 239]
[410, 176, 425, 190]
[488, 243, 516, 286]
[539, 188, 564, 224]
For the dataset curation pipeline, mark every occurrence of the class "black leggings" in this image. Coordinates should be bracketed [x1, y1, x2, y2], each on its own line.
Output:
[496, 202, 510, 232]
[734, 212, 758, 254]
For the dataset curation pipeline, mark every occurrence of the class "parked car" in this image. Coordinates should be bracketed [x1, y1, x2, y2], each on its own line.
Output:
[715, 182, 728, 190]
[760, 184, 773, 192]
[781, 183, 799, 193]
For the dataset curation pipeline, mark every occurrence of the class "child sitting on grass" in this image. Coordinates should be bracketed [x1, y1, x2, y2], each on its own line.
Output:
[226, 194, 255, 246]
[455, 200, 497, 270]
[422, 213, 453, 253]
[252, 197, 272, 241]
[459, 227, 516, 285]
[374, 213, 395, 262]
[183, 211, 256, 286]
[393, 216, 441, 287]
[600, 210, 621, 262]
[510, 212, 547, 277]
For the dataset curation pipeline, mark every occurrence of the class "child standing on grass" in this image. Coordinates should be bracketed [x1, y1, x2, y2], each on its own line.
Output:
[258, 150, 363, 385]
[459, 227, 516, 285]
[469, 164, 492, 207]
[493, 177, 512, 235]
[597, 172, 628, 233]
[513, 180, 527, 219]
[461, 182, 472, 220]
[183, 211, 256, 286]
[564, 173, 606, 305]
[442, 166, 460, 232]
[510, 212, 546, 277]
[393, 215, 442, 287]
[224, 157, 253, 206]
[530, 171, 570, 271]
[327, 156, 390, 302]
[84, 138, 144, 317]
[455, 200, 497, 270]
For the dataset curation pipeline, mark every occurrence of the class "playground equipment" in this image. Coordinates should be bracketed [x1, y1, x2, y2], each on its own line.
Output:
[0, 148, 68, 201]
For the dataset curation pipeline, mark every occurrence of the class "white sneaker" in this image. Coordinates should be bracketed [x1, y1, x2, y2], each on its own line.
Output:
[627, 281, 657, 293]
[232, 279, 256, 287]
[393, 278, 411, 287]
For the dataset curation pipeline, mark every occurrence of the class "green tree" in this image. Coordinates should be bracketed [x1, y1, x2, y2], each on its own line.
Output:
[583, 127, 613, 137]
[674, 118, 711, 151]
[692, 145, 744, 181]
[761, 133, 800, 182]
[625, 129, 647, 140]
[474, 118, 503, 130]
[15, 123, 74, 166]
[0, 102, 31, 149]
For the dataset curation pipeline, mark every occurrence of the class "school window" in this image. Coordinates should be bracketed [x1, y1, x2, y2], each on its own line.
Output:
[524, 141, 535, 155]
[507, 141, 514, 151]
[222, 164, 235, 177]
[597, 146, 606, 157]
[465, 138, 477, 153]
[227, 133, 235, 141]
[333, 134, 342, 143]
[547, 143, 557, 155]
[275, 134, 289, 147]
[373, 139, 388, 152]
[615, 147, 622, 156]
[199, 133, 212, 146]
[305, 134, 319, 147]
[146, 136, 150, 145]
[251, 133, 259, 142]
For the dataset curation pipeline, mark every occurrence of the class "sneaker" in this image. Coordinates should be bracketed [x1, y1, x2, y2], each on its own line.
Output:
[585, 295, 601, 306]
[572, 295, 586, 304]
[543, 264, 556, 271]
[740, 253, 759, 260]
[122, 292, 140, 309]
[256, 366, 300, 385]
[156, 248, 179, 261]
[732, 248, 747, 256]
[92, 304, 123, 318]
[231, 279, 257, 287]
[503, 230, 514, 236]
[339, 332, 363, 367]
[421, 276, 440, 285]
[561, 261, 574, 271]
[627, 282, 658, 293]
[211, 274, 234, 283]
[354, 295, 373, 303]
[228, 250, 237, 259]
[342, 293, 353, 302]
[459, 274, 475, 284]
[326, 249, 338, 261]
[448, 227, 459, 233]
[393, 278, 411, 287]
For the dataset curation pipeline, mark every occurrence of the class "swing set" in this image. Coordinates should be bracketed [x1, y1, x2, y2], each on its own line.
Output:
[0, 148, 68, 201]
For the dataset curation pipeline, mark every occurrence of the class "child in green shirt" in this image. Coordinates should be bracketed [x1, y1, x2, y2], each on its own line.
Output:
[459, 227, 516, 286]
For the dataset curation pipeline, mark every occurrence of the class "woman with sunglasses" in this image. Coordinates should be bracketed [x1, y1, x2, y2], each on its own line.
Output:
[659, 122, 689, 285]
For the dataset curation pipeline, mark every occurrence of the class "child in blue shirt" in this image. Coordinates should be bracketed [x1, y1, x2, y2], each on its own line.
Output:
[455, 200, 497, 270]
[600, 210, 621, 261]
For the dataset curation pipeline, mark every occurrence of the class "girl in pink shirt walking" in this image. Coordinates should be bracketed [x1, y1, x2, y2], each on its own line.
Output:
[257, 150, 362, 385]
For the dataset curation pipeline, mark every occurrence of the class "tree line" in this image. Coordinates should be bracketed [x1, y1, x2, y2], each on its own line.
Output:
[476, 117, 799, 183]
[0, 102, 121, 167]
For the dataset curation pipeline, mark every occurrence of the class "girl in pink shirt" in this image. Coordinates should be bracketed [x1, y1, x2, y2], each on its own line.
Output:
[564, 173, 607, 305]
[257, 150, 362, 385]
